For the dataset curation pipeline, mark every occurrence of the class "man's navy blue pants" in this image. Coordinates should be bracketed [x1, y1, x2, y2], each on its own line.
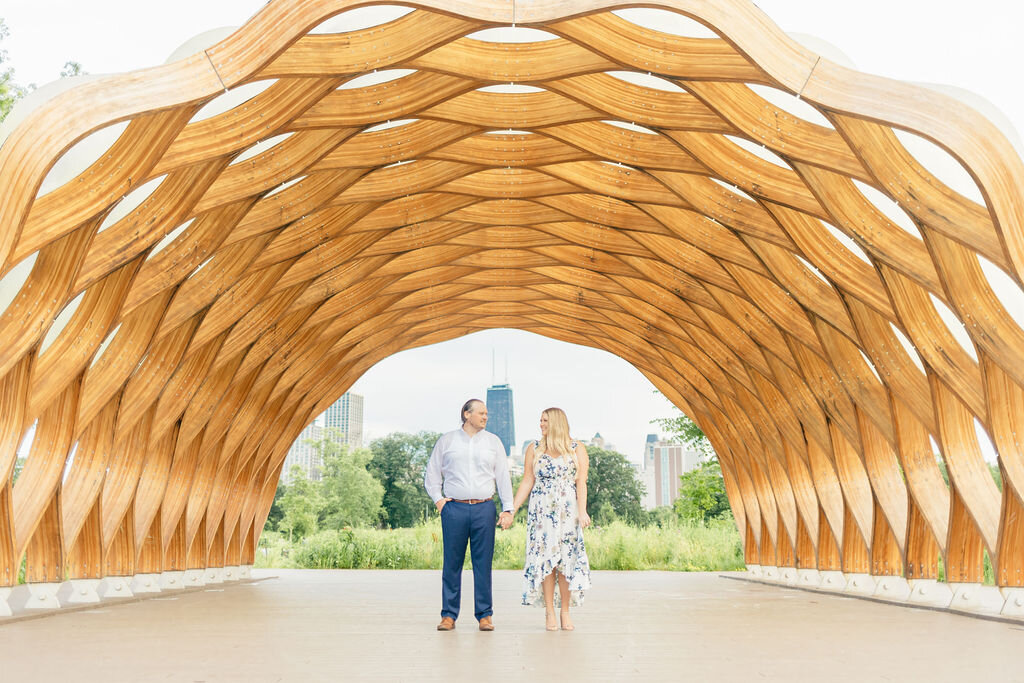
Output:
[440, 500, 496, 621]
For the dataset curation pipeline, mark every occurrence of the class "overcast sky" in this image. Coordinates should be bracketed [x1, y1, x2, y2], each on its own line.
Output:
[1, 1, 1021, 462]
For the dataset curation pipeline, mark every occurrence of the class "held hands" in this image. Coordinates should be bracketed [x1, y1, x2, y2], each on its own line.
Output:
[498, 511, 513, 530]
[579, 511, 592, 530]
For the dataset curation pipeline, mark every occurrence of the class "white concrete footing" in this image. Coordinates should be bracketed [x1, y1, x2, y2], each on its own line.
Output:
[159, 571, 186, 590]
[7, 582, 61, 613]
[843, 573, 877, 596]
[56, 579, 101, 605]
[183, 569, 206, 587]
[872, 576, 912, 602]
[204, 567, 225, 584]
[130, 574, 162, 594]
[238, 565, 252, 580]
[780, 567, 798, 586]
[950, 583, 1005, 615]
[818, 571, 846, 591]
[746, 564, 762, 578]
[908, 579, 954, 608]
[222, 566, 241, 582]
[97, 576, 134, 600]
[159, 569, 186, 589]
[1000, 588, 1024, 617]
[797, 569, 822, 588]
[762, 565, 780, 581]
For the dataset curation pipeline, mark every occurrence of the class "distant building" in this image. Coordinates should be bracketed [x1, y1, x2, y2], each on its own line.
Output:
[280, 422, 324, 484]
[324, 392, 364, 449]
[486, 383, 515, 457]
[639, 434, 701, 510]
[589, 432, 606, 449]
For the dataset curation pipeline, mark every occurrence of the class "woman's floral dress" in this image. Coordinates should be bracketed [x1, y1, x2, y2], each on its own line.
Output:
[521, 442, 592, 607]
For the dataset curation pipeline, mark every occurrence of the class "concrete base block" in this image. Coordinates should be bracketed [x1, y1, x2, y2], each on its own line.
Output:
[1000, 588, 1024, 617]
[222, 566, 241, 582]
[908, 579, 954, 608]
[56, 579, 101, 605]
[183, 569, 206, 588]
[8, 582, 61, 613]
[130, 574, 162, 594]
[97, 576, 134, 600]
[204, 567, 225, 585]
[0, 586, 11, 617]
[843, 573, 877, 596]
[746, 564, 762, 578]
[238, 565, 252, 580]
[160, 571, 186, 590]
[780, 567, 798, 586]
[872, 576, 912, 602]
[797, 569, 822, 588]
[762, 565, 780, 581]
[818, 571, 846, 591]
[950, 583, 1005, 615]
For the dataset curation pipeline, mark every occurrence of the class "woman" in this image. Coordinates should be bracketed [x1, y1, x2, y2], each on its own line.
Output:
[512, 407, 592, 631]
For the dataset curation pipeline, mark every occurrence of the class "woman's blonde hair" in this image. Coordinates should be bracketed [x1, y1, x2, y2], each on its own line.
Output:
[536, 407, 576, 474]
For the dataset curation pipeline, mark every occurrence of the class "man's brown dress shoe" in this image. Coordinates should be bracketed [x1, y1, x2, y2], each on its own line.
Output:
[437, 617, 455, 631]
[478, 616, 494, 631]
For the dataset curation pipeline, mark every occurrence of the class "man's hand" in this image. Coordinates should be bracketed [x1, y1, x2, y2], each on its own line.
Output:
[498, 511, 513, 530]
[436, 497, 452, 513]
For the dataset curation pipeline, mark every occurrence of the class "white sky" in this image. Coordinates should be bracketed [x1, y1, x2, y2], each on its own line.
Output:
[2, 0, 1021, 462]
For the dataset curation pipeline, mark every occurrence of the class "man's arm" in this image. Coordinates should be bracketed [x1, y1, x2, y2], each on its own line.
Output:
[493, 435, 514, 528]
[424, 433, 447, 511]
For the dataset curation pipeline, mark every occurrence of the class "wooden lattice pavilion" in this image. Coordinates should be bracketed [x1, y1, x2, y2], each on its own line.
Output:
[1, 0, 1023, 616]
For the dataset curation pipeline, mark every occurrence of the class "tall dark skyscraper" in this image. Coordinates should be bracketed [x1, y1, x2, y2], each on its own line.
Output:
[486, 383, 515, 457]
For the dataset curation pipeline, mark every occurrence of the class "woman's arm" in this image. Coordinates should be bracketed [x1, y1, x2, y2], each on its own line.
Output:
[512, 443, 537, 515]
[575, 443, 591, 529]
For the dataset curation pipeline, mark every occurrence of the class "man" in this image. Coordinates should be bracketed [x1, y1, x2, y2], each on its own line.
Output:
[424, 398, 514, 632]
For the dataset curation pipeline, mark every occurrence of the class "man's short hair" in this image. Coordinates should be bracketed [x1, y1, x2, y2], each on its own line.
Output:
[461, 399, 484, 424]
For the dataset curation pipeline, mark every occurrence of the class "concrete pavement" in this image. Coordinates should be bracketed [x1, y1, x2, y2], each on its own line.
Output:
[0, 569, 1021, 682]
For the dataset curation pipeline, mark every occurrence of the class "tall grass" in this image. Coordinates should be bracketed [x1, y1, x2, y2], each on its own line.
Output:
[255, 518, 745, 572]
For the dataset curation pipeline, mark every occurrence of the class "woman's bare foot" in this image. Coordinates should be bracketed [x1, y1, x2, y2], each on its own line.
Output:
[545, 611, 558, 631]
[560, 609, 575, 631]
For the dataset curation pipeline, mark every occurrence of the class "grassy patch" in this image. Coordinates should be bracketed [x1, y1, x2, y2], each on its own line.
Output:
[256, 518, 745, 572]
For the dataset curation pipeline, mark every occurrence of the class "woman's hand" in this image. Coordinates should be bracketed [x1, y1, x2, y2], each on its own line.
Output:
[579, 511, 591, 529]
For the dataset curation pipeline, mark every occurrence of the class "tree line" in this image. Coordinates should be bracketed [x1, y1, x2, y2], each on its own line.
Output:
[265, 421, 733, 542]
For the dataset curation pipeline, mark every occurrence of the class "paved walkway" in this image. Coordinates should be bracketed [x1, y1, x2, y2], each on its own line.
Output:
[0, 570, 1021, 682]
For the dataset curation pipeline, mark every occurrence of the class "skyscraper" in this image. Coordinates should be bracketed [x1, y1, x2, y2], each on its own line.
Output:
[324, 392, 364, 449]
[280, 422, 324, 484]
[486, 383, 515, 457]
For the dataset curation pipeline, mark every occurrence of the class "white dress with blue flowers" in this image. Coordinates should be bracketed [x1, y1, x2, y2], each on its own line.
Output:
[521, 442, 592, 607]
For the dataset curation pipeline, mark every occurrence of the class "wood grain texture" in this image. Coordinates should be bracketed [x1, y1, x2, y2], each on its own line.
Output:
[0, 0, 1020, 589]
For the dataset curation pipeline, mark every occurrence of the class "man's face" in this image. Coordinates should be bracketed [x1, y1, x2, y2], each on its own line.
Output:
[465, 402, 488, 430]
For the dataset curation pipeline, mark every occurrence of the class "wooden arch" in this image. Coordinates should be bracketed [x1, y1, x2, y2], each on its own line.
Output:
[0, 0, 1023, 599]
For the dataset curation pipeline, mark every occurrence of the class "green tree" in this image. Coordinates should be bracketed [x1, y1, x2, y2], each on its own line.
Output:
[0, 18, 28, 123]
[674, 459, 731, 523]
[652, 409, 714, 458]
[586, 446, 646, 526]
[60, 61, 84, 78]
[368, 431, 439, 528]
[315, 431, 384, 528]
[278, 465, 320, 542]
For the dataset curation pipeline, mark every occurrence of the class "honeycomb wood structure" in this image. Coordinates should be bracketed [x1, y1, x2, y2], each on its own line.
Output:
[1, 0, 1024, 614]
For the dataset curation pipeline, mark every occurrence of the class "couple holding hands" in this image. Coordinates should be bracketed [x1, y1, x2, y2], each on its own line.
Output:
[424, 399, 592, 632]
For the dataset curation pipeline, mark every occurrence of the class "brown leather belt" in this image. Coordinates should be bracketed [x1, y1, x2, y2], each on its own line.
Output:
[450, 498, 489, 504]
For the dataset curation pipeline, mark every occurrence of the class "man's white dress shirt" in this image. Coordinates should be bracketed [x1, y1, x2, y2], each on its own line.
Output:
[424, 427, 514, 512]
